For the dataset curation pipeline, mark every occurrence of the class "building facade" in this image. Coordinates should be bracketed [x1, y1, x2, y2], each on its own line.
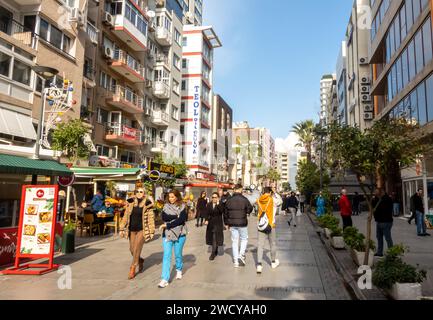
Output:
[336, 41, 348, 124]
[320, 74, 335, 124]
[369, 0, 433, 215]
[180, 24, 221, 178]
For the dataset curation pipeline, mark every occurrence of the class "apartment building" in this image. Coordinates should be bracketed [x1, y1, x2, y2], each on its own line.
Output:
[180, 24, 221, 178]
[345, 0, 373, 130]
[369, 0, 433, 215]
[181, 0, 203, 26]
[276, 152, 289, 184]
[212, 94, 233, 183]
[336, 41, 348, 124]
[0, 0, 86, 159]
[320, 74, 334, 125]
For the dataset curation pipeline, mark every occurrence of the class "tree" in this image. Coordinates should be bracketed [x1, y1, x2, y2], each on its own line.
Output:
[292, 120, 316, 162]
[51, 119, 91, 162]
[153, 154, 188, 179]
[327, 118, 432, 265]
[265, 168, 281, 183]
[296, 159, 330, 197]
[281, 182, 291, 192]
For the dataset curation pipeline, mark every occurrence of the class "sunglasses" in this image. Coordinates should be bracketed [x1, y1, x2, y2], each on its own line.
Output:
[135, 191, 145, 194]
[212, 196, 218, 199]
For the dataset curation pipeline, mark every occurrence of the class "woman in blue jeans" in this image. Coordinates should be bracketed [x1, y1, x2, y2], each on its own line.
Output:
[158, 189, 188, 288]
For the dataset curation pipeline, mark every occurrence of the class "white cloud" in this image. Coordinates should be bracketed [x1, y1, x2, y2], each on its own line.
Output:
[275, 132, 302, 153]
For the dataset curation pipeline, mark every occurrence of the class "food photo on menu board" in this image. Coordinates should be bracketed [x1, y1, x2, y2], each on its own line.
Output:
[20, 187, 56, 255]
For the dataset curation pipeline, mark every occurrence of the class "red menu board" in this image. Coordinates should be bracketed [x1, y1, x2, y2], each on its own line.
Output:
[2, 185, 60, 275]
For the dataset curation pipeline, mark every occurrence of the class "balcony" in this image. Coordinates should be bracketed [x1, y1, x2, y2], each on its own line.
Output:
[0, 19, 36, 49]
[83, 64, 96, 88]
[155, 53, 171, 69]
[13, 0, 41, 4]
[151, 111, 169, 127]
[153, 81, 170, 99]
[110, 49, 146, 82]
[151, 140, 168, 153]
[105, 123, 143, 146]
[155, 27, 172, 46]
[106, 85, 144, 114]
[86, 21, 99, 45]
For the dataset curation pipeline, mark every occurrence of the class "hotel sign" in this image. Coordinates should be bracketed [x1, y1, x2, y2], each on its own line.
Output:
[192, 85, 201, 165]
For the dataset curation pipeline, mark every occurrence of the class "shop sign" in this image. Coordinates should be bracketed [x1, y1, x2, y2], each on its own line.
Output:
[149, 170, 161, 182]
[192, 85, 201, 164]
[150, 162, 175, 176]
[57, 174, 75, 187]
[2, 185, 60, 275]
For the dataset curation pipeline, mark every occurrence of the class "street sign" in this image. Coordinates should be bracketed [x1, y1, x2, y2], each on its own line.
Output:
[57, 174, 75, 187]
[149, 170, 161, 181]
[150, 162, 175, 176]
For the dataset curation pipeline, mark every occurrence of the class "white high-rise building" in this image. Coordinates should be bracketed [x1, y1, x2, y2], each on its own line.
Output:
[180, 24, 221, 177]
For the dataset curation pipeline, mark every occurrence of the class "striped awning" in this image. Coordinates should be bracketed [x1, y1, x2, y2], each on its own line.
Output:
[0, 154, 72, 176]
[0, 108, 36, 140]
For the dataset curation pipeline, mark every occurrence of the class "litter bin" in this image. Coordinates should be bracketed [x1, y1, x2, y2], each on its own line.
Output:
[62, 230, 75, 254]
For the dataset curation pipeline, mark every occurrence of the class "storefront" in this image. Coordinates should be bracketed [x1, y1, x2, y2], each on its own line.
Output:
[401, 157, 433, 218]
[0, 154, 72, 267]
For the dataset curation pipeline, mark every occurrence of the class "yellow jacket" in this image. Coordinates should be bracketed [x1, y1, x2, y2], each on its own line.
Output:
[257, 194, 275, 228]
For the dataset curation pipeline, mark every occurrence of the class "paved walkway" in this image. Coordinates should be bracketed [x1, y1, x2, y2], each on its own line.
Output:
[332, 212, 433, 296]
[0, 215, 351, 300]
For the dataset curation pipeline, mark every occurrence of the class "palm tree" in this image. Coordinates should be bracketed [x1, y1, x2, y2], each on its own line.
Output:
[292, 120, 315, 163]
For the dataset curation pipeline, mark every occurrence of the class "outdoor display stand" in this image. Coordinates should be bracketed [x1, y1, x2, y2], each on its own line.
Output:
[2, 185, 60, 275]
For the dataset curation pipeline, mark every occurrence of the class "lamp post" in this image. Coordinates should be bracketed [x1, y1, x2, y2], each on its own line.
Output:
[32, 66, 59, 184]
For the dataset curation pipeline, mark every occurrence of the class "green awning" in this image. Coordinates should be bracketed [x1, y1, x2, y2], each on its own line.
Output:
[71, 167, 141, 176]
[0, 154, 72, 176]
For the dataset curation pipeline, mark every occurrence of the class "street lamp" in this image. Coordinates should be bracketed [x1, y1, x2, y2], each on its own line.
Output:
[33, 65, 59, 160]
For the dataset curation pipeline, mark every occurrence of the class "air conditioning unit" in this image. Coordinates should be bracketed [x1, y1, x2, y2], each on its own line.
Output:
[69, 8, 85, 27]
[364, 112, 374, 120]
[361, 94, 372, 102]
[361, 75, 371, 84]
[103, 46, 113, 59]
[364, 104, 373, 112]
[103, 11, 114, 27]
[145, 79, 153, 88]
[359, 57, 368, 65]
[361, 85, 370, 94]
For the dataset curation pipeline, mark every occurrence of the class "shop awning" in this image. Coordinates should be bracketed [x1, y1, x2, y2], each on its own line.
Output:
[71, 167, 141, 177]
[0, 154, 72, 176]
[0, 108, 36, 140]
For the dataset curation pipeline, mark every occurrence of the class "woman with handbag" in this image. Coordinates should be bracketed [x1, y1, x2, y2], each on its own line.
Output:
[158, 189, 188, 288]
[119, 188, 155, 280]
[256, 187, 279, 274]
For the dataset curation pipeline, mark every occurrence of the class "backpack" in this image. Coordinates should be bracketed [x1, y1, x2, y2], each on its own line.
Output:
[257, 200, 272, 234]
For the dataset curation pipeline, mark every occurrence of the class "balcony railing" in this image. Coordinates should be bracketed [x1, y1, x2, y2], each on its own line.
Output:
[156, 53, 170, 66]
[0, 19, 36, 48]
[113, 49, 146, 78]
[111, 85, 144, 110]
[152, 110, 170, 124]
[105, 122, 143, 143]
[86, 21, 99, 44]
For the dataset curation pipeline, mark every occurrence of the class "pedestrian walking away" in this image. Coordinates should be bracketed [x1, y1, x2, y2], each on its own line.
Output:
[391, 191, 400, 217]
[119, 188, 155, 280]
[338, 189, 353, 230]
[196, 191, 209, 227]
[315, 191, 326, 217]
[410, 189, 430, 237]
[206, 192, 225, 261]
[158, 189, 188, 288]
[299, 193, 306, 213]
[224, 184, 253, 268]
[256, 187, 279, 274]
[352, 192, 361, 216]
[373, 188, 394, 257]
[282, 192, 299, 227]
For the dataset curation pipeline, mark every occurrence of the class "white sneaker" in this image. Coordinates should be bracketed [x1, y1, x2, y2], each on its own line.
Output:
[176, 270, 183, 280]
[234, 262, 239, 268]
[271, 259, 280, 269]
[158, 280, 169, 288]
[256, 264, 263, 274]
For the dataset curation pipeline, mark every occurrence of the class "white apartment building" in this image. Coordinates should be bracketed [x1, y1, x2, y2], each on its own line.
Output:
[320, 74, 335, 124]
[336, 41, 348, 124]
[276, 152, 289, 183]
[181, 0, 203, 26]
[180, 24, 221, 177]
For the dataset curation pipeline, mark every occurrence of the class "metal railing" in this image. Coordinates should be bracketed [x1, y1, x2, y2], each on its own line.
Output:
[111, 85, 144, 110]
[113, 49, 146, 78]
[86, 21, 99, 44]
[156, 53, 170, 65]
[153, 81, 170, 97]
[152, 110, 170, 124]
[105, 122, 143, 142]
[0, 19, 36, 48]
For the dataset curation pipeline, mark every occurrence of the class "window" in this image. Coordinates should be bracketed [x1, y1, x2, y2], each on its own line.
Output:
[415, 30, 424, 74]
[12, 60, 31, 85]
[125, 0, 147, 36]
[39, 19, 49, 41]
[422, 18, 433, 66]
[39, 18, 73, 54]
[50, 25, 62, 49]
[182, 58, 187, 69]
[401, 49, 409, 88]
[408, 40, 416, 81]
[182, 37, 187, 47]
[174, 29, 181, 46]
[0, 52, 11, 77]
[181, 102, 185, 113]
[97, 107, 109, 124]
[181, 80, 186, 91]
[171, 105, 179, 120]
[180, 125, 184, 135]
[417, 82, 427, 126]
[406, 0, 414, 31]
[173, 80, 180, 95]
[426, 74, 433, 122]
[173, 53, 180, 69]
[120, 150, 136, 164]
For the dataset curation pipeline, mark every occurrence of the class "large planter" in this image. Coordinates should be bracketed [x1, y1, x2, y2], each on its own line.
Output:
[324, 228, 332, 239]
[61, 229, 75, 254]
[350, 249, 374, 266]
[331, 236, 345, 249]
[388, 283, 422, 300]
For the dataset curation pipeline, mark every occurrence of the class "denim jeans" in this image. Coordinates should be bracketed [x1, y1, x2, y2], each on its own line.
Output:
[161, 235, 186, 281]
[376, 222, 393, 255]
[393, 203, 400, 216]
[257, 230, 276, 265]
[416, 211, 427, 235]
[230, 227, 248, 263]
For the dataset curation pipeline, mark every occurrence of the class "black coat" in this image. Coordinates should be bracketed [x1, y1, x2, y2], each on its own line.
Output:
[410, 194, 424, 213]
[196, 197, 208, 218]
[373, 194, 393, 223]
[282, 196, 298, 210]
[206, 203, 224, 246]
[224, 193, 253, 227]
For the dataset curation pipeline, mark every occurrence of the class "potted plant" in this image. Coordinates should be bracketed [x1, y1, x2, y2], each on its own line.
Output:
[343, 227, 375, 266]
[330, 226, 345, 249]
[317, 214, 339, 239]
[62, 220, 76, 254]
[373, 245, 426, 300]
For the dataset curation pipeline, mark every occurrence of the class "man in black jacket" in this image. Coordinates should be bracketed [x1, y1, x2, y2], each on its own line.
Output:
[410, 189, 430, 236]
[282, 192, 299, 227]
[224, 184, 253, 268]
[372, 188, 394, 257]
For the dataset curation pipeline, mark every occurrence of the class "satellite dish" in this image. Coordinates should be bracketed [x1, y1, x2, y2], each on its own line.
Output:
[147, 10, 155, 18]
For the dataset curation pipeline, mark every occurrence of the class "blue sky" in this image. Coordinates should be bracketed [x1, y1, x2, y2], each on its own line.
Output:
[203, 0, 354, 139]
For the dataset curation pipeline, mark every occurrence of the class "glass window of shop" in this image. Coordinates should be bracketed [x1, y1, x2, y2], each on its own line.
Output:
[417, 82, 427, 125]
[426, 74, 433, 122]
